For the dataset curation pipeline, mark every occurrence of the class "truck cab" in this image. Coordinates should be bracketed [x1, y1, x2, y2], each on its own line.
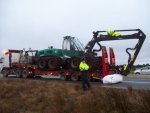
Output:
[0, 58, 4, 72]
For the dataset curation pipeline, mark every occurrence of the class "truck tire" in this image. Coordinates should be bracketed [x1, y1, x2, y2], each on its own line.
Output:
[1, 69, 9, 77]
[15, 69, 22, 78]
[69, 57, 80, 70]
[22, 70, 29, 78]
[60, 74, 67, 81]
[38, 59, 47, 69]
[135, 72, 140, 75]
[48, 58, 61, 70]
[71, 73, 79, 81]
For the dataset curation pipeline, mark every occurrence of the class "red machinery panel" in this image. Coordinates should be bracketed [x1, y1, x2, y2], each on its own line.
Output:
[109, 47, 115, 66]
[101, 46, 109, 76]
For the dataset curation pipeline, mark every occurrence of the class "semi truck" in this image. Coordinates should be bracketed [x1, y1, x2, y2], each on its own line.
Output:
[0, 29, 146, 81]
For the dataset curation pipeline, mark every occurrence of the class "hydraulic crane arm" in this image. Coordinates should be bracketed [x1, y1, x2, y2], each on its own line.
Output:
[85, 29, 146, 76]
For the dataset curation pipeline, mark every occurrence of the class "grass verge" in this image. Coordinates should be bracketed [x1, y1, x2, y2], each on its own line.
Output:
[0, 78, 150, 113]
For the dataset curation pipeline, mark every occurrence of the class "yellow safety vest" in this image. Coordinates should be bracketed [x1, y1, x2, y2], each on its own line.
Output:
[123, 65, 127, 70]
[79, 61, 89, 71]
[106, 30, 115, 36]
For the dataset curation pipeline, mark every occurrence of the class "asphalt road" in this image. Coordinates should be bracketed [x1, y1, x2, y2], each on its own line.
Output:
[103, 77, 150, 90]
[0, 74, 150, 90]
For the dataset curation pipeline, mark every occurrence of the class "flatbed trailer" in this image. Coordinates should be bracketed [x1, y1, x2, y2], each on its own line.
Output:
[1, 46, 115, 81]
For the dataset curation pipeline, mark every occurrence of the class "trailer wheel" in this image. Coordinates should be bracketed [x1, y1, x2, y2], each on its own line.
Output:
[71, 73, 79, 81]
[60, 74, 67, 81]
[38, 59, 47, 69]
[48, 58, 61, 70]
[15, 69, 22, 78]
[22, 70, 29, 78]
[2, 69, 9, 77]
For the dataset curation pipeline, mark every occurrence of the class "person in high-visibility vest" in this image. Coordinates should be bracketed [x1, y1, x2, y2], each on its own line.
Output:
[122, 64, 127, 75]
[106, 30, 121, 37]
[79, 58, 90, 90]
[123, 64, 127, 71]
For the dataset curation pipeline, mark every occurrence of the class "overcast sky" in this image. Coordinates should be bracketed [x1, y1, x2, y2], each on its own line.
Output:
[0, 0, 150, 65]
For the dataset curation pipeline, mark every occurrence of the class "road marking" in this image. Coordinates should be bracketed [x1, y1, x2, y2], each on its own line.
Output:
[102, 85, 127, 89]
[123, 81, 150, 84]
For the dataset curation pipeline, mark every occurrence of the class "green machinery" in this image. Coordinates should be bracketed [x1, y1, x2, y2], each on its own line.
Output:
[35, 36, 84, 70]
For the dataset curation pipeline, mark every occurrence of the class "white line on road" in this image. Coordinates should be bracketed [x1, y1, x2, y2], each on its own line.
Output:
[102, 85, 127, 89]
[123, 81, 150, 84]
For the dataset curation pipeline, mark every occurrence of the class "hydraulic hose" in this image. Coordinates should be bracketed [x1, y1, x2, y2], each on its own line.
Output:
[126, 48, 136, 64]
[93, 31, 102, 53]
